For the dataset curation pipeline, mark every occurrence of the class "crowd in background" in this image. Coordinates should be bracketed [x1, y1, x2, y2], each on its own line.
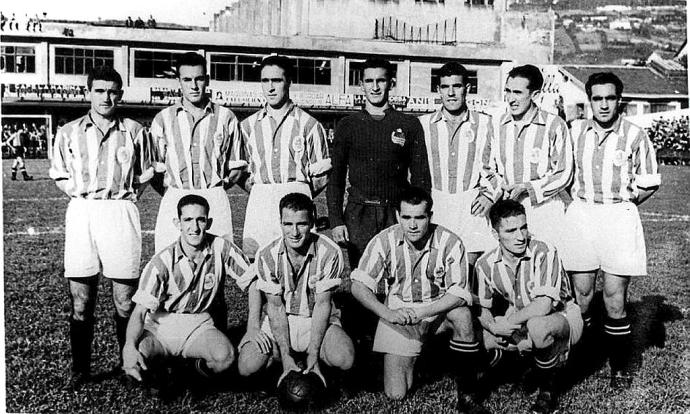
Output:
[1, 121, 48, 158]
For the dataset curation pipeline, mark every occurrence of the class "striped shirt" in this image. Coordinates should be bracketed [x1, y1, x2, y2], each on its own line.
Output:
[151, 101, 245, 190]
[476, 238, 572, 311]
[419, 109, 500, 200]
[240, 102, 331, 192]
[49, 113, 154, 201]
[133, 234, 251, 313]
[351, 224, 472, 305]
[255, 233, 343, 317]
[569, 117, 660, 204]
[493, 108, 573, 204]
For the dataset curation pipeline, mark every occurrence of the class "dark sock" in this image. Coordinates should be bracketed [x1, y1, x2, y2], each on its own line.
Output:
[533, 353, 560, 393]
[69, 317, 94, 375]
[449, 339, 482, 398]
[582, 311, 593, 331]
[193, 358, 214, 379]
[114, 313, 129, 366]
[603, 316, 632, 373]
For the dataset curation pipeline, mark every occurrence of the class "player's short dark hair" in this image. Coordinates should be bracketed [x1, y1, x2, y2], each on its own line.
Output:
[507, 64, 543, 92]
[437, 62, 469, 81]
[279, 193, 315, 222]
[261, 55, 294, 80]
[177, 194, 210, 217]
[362, 58, 394, 79]
[397, 186, 433, 214]
[87, 66, 123, 90]
[585, 72, 624, 99]
[175, 52, 207, 76]
[489, 199, 526, 229]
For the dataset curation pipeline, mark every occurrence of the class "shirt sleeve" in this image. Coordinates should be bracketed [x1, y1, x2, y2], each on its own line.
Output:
[529, 247, 567, 305]
[475, 258, 495, 309]
[133, 124, 155, 185]
[255, 250, 283, 296]
[149, 114, 167, 174]
[314, 245, 344, 294]
[48, 126, 73, 195]
[443, 238, 473, 305]
[132, 259, 167, 311]
[239, 119, 256, 188]
[326, 118, 350, 228]
[408, 117, 432, 193]
[525, 117, 574, 204]
[632, 128, 661, 189]
[477, 115, 502, 202]
[350, 234, 389, 294]
[226, 115, 248, 171]
[221, 238, 253, 290]
[306, 118, 331, 195]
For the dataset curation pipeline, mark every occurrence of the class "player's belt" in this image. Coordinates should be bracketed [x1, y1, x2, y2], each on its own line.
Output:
[348, 190, 392, 206]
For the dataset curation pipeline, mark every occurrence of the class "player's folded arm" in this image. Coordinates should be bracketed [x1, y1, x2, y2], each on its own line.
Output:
[256, 277, 284, 296]
[349, 269, 379, 294]
[445, 283, 474, 307]
[634, 173, 661, 189]
[131, 290, 160, 313]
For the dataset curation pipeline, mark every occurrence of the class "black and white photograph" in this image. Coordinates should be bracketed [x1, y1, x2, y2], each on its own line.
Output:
[1, 0, 688, 412]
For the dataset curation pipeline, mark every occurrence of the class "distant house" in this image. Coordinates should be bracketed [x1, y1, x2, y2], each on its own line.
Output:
[609, 19, 631, 31]
[558, 64, 688, 121]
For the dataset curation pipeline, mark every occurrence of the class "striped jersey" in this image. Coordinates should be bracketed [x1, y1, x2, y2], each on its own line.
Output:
[133, 234, 251, 313]
[49, 113, 154, 201]
[151, 101, 245, 190]
[255, 233, 343, 317]
[240, 102, 331, 192]
[351, 223, 472, 305]
[475, 238, 572, 310]
[493, 108, 573, 204]
[569, 118, 660, 204]
[419, 109, 501, 200]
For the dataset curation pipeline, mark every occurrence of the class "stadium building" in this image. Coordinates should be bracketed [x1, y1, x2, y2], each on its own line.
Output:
[1, 0, 556, 153]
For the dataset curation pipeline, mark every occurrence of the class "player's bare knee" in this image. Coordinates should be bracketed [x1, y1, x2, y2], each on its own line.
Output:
[237, 344, 267, 376]
[71, 295, 95, 320]
[325, 343, 355, 371]
[384, 383, 408, 401]
[526, 318, 549, 348]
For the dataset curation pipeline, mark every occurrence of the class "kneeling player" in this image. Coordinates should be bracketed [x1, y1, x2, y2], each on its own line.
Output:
[476, 200, 582, 414]
[122, 195, 251, 391]
[237, 193, 354, 387]
[350, 187, 487, 413]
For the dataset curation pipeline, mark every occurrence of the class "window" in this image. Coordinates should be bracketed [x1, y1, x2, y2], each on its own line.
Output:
[430, 67, 478, 93]
[1, 46, 36, 73]
[293, 58, 331, 85]
[348, 60, 397, 86]
[55, 47, 114, 75]
[210, 54, 262, 82]
[134, 50, 187, 79]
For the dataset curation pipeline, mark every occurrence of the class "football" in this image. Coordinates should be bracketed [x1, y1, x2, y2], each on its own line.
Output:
[277, 371, 326, 409]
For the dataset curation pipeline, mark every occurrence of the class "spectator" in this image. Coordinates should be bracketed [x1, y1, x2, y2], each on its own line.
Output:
[1, 12, 7, 31]
[134, 16, 144, 28]
[146, 14, 156, 28]
[125, 16, 133, 28]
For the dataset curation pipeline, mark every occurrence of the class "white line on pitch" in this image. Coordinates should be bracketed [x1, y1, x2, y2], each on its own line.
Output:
[641, 212, 690, 220]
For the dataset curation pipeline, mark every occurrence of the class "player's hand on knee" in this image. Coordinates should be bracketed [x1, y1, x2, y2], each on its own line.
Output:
[122, 345, 147, 382]
[386, 308, 416, 325]
[331, 225, 349, 245]
[247, 326, 272, 354]
[492, 316, 521, 337]
[471, 193, 493, 216]
[304, 359, 327, 388]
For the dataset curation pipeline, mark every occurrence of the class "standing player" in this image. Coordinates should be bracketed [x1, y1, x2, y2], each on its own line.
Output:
[327, 57, 431, 269]
[350, 187, 486, 413]
[418, 61, 500, 267]
[48, 66, 154, 389]
[3, 123, 33, 180]
[151, 52, 246, 253]
[122, 195, 252, 391]
[240, 55, 331, 259]
[476, 199, 582, 414]
[561, 73, 660, 389]
[493, 64, 573, 249]
[237, 193, 354, 387]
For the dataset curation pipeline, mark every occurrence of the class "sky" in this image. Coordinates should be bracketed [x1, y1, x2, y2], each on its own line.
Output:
[3, 0, 236, 27]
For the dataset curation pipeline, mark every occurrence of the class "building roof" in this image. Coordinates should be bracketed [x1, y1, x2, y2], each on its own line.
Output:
[561, 65, 688, 97]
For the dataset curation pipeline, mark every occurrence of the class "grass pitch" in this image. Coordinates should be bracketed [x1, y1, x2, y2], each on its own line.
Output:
[3, 159, 689, 413]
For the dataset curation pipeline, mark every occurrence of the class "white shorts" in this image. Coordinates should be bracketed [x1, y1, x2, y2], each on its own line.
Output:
[520, 194, 566, 251]
[155, 187, 234, 253]
[143, 311, 216, 357]
[372, 295, 447, 357]
[560, 200, 647, 276]
[431, 189, 497, 253]
[64, 199, 141, 279]
[243, 182, 311, 258]
[254, 313, 342, 354]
